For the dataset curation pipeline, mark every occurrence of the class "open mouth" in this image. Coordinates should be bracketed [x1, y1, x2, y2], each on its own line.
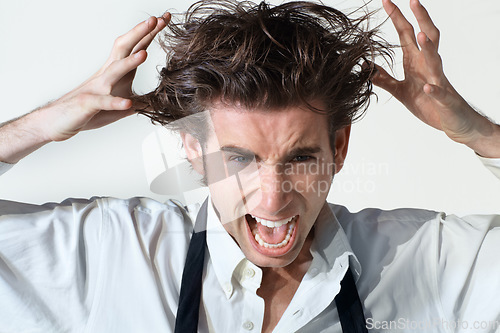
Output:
[245, 214, 299, 255]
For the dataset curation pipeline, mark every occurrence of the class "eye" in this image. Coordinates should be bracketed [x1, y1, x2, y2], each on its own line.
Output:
[292, 155, 314, 163]
[228, 155, 252, 164]
[234, 156, 249, 163]
[225, 154, 256, 176]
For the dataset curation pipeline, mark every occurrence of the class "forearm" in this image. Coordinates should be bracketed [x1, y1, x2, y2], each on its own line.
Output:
[464, 115, 500, 159]
[0, 109, 51, 164]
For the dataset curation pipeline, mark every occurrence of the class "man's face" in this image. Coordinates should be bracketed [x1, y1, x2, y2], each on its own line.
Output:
[183, 103, 349, 268]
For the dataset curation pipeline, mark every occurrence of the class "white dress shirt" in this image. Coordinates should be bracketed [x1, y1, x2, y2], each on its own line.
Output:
[0, 157, 499, 333]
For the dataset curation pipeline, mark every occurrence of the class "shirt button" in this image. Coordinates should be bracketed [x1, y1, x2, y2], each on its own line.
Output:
[244, 267, 255, 279]
[242, 321, 254, 330]
[223, 282, 233, 294]
[310, 267, 319, 276]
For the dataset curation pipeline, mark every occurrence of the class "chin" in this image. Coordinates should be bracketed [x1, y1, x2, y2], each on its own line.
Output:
[242, 247, 301, 268]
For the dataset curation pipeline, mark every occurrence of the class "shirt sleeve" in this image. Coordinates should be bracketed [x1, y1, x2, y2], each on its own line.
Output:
[435, 156, 500, 329]
[0, 161, 14, 176]
[0, 198, 105, 332]
[478, 155, 500, 179]
[438, 213, 500, 331]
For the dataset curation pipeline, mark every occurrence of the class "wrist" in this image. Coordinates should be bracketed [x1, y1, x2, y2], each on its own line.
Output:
[27, 107, 57, 144]
[466, 119, 500, 158]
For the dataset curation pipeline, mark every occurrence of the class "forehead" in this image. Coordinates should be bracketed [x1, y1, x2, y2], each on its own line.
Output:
[206, 103, 331, 158]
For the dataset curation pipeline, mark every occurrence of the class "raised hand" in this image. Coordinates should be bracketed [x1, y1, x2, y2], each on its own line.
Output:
[40, 13, 170, 142]
[0, 13, 169, 164]
[373, 0, 500, 157]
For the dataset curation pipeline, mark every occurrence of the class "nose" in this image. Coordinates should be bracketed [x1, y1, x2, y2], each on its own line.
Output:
[257, 164, 292, 215]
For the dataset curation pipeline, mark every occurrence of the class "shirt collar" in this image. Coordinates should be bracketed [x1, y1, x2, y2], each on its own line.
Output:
[310, 203, 362, 281]
[205, 197, 246, 299]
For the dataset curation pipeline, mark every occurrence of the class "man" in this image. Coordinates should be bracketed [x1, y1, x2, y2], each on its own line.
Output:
[0, 1, 499, 332]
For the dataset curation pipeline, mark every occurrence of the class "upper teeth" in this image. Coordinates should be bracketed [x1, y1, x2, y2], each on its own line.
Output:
[251, 215, 295, 228]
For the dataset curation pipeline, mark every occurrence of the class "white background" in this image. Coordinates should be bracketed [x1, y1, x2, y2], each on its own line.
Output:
[0, 0, 499, 215]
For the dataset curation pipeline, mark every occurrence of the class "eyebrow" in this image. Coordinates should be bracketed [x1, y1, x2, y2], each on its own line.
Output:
[220, 146, 256, 156]
[219, 145, 323, 161]
[286, 146, 322, 159]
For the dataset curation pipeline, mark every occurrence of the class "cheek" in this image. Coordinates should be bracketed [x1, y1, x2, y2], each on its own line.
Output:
[208, 181, 243, 225]
[287, 160, 334, 198]
[207, 181, 261, 226]
[290, 175, 332, 200]
[206, 158, 263, 225]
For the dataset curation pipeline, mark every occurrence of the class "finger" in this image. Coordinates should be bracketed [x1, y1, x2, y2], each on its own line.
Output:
[417, 32, 443, 81]
[132, 12, 171, 54]
[83, 109, 136, 130]
[382, 0, 418, 50]
[370, 64, 402, 99]
[410, 0, 440, 48]
[99, 50, 148, 89]
[110, 16, 158, 60]
[79, 94, 132, 115]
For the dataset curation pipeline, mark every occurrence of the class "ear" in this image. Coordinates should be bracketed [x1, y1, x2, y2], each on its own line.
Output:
[334, 125, 351, 174]
[180, 132, 205, 176]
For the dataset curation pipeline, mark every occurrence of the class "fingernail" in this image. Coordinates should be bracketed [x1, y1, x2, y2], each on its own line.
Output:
[159, 12, 169, 23]
[145, 16, 154, 26]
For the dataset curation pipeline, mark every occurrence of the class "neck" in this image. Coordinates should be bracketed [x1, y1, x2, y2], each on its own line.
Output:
[256, 230, 315, 333]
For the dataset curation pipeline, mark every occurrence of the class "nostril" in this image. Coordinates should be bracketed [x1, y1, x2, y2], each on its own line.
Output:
[258, 191, 293, 216]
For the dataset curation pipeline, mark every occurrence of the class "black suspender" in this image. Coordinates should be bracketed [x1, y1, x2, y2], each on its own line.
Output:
[335, 267, 369, 333]
[174, 201, 368, 333]
[174, 200, 208, 333]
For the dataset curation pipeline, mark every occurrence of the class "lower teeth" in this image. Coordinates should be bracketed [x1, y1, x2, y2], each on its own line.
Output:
[252, 221, 295, 249]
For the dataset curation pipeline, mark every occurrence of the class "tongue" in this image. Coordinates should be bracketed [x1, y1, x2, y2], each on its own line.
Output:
[256, 223, 289, 244]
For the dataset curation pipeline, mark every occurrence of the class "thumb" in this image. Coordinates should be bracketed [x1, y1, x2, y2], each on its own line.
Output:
[370, 64, 401, 99]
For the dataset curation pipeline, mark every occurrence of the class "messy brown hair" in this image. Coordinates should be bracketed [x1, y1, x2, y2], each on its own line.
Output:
[134, 0, 393, 148]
